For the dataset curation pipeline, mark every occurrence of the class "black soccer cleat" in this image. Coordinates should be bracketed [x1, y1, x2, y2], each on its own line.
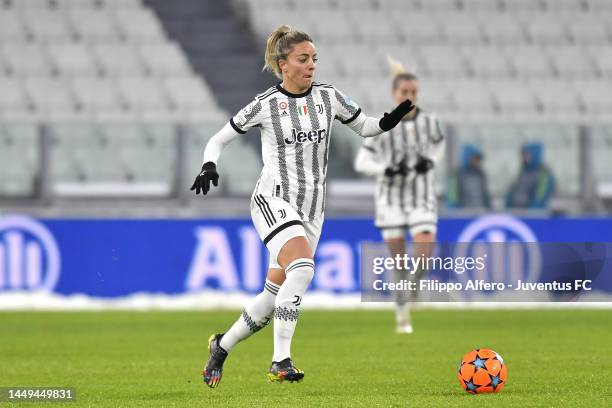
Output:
[202, 333, 228, 388]
[267, 358, 304, 383]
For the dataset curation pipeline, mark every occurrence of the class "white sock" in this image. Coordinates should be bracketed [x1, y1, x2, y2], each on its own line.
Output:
[396, 303, 411, 325]
[272, 258, 314, 362]
[219, 279, 280, 352]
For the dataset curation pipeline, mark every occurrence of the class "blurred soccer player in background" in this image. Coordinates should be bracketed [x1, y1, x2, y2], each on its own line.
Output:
[354, 59, 445, 334]
[191, 25, 415, 386]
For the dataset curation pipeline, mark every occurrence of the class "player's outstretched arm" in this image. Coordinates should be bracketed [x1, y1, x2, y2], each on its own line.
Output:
[190, 122, 241, 196]
[346, 98, 415, 138]
[378, 99, 415, 131]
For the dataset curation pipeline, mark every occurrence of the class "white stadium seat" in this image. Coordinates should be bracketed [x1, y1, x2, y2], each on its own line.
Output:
[138, 42, 192, 77]
[24, 77, 79, 118]
[0, 44, 53, 76]
[0, 77, 32, 117]
[47, 43, 99, 76]
[0, 10, 28, 41]
[71, 77, 126, 117]
[22, 9, 75, 42]
[112, 9, 166, 42]
[67, 9, 122, 42]
[92, 43, 146, 76]
[508, 46, 553, 78]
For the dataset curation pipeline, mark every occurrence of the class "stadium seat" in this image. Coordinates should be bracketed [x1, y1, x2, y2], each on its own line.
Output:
[447, 80, 498, 117]
[566, 14, 610, 45]
[417, 78, 457, 114]
[459, 0, 502, 12]
[529, 80, 581, 117]
[508, 46, 553, 78]
[112, 9, 167, 42]
[465, 46, 514, 78]
[417, 45, 469, 78]
[0, 77, 32, 117]
[391, 14, 444, 44]
[349, 10, 402, 44]
[491, 80, 540, 117]
[55, 0, 97, 9]
[589, 46, 612, 78]
[500, 0, 545, 13]
[585, 0, 612, 12]
[309, 12, 358, 44]
[22, 9, 75, 42]
[92, 43, 147, 76]
[99, 0, 143, 9]
[0, 43, 53, 76]
[7, 0, 53, 9]
[137, 42, 192, 77]
[340, 44, 386, 78]
[47, 43, 100, 77]
[523, 15, 571, 44]
[0, 10, 27, 41]
[116, 77, 172, 118]
[478, 14, 527, 44]
[71, 77, 127, 118]
[540, 0, 588, 12]
[24, 77, 79, 119]
[549, 46, 598, 78]
[67, 9, 122, 42]
[162, 77, 226, 120]
[575, 79, 612, 116]
[441, 14, 485, 44]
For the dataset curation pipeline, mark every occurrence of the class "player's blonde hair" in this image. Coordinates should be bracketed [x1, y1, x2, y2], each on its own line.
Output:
[263, 25, 313, 79]
[387, 55, 418, 90]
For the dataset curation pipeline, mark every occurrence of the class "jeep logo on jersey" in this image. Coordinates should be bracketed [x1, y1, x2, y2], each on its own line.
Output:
[285, 128, 327, 145]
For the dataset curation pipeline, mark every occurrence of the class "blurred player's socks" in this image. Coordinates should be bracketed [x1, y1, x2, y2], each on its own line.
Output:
[219, 279, 280, 351]
[272, 258, 315, 362]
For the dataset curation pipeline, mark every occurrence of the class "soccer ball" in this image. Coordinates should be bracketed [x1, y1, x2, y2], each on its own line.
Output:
[457, 348, 507, 394]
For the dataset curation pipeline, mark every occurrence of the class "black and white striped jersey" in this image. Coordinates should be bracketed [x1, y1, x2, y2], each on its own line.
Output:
[230, 82, 361, 222]
[358, 108, 445, 213]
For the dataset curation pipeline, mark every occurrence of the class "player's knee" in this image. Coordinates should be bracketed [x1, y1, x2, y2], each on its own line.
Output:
[285, 258, 315, 285]
[278, 236, 313, 268]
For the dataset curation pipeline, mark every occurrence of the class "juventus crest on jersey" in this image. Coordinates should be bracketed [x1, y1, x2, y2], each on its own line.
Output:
[361, 108, 445, 215]
[230, 82, 361, 222]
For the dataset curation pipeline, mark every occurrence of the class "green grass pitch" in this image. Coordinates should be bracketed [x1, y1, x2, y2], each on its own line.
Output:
[1, 309, 611, 407]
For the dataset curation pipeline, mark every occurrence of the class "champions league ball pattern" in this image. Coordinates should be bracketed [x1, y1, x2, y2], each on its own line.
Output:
[457, 348, 507, 394]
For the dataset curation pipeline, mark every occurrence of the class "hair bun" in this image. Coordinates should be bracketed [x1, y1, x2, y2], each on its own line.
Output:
[387, 55, 407, 76]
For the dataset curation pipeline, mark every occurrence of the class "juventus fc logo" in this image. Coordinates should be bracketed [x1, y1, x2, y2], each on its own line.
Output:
[316, 104, 323, 114]
[278, 209, 287, 219]
[292, 295, 302, 306]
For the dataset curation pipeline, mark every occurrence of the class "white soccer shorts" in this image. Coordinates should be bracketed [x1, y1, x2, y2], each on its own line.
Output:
[376, 206, 438, 240]
[250, 194, 323, 269]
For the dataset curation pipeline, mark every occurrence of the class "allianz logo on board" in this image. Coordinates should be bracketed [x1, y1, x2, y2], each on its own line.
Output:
[0, 215, 61, 291]
[454, 214, 541, 286]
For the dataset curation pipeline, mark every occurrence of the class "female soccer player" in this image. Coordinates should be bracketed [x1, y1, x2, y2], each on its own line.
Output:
[191, 26, 414, 387]
[354, 60, 445, 334]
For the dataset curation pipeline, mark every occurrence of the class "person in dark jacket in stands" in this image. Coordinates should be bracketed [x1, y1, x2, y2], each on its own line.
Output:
[506, 143, 555, 209]
[447, 144, 491, 209]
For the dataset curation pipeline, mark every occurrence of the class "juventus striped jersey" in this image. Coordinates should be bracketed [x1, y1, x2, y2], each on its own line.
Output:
[356, 108, 445, 213]
[228, 82, 370, 221]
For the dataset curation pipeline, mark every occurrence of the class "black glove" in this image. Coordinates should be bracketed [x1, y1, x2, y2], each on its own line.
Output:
[378, 99, 415, 131]
[414, 156, 434, 174]
[384, 157, 410, 177]
[190, 161, 219, 195]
